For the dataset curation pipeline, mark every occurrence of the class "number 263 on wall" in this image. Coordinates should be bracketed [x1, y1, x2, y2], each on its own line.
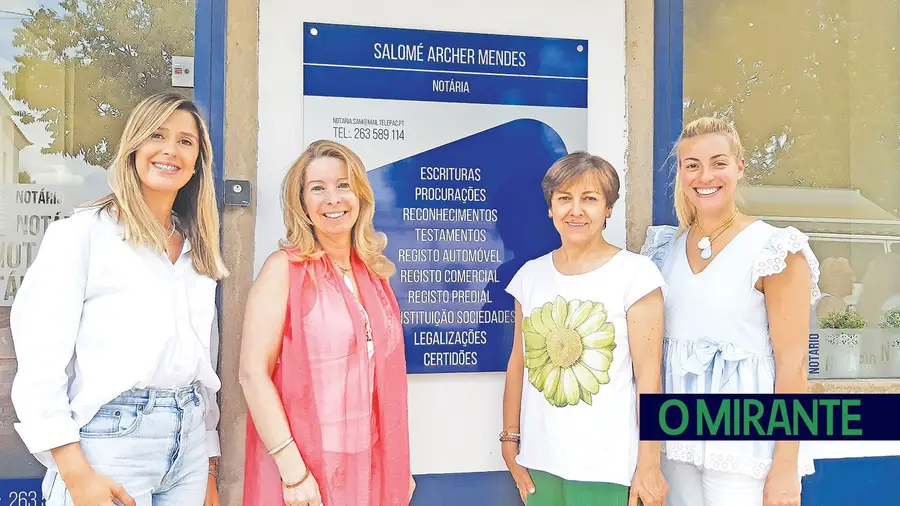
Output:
[8, 491, 41, 506]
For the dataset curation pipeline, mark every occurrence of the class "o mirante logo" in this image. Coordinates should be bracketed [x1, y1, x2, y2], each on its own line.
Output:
[640, 394, 900, 441]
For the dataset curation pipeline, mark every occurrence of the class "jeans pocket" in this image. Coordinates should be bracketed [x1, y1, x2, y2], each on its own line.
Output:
[79, 403, 143, 439]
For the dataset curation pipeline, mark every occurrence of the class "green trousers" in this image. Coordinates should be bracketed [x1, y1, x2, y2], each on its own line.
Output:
[525, 469, 630, 506]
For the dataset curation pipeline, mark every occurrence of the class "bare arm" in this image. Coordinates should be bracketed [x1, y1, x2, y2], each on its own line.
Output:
[502, 301, 525, 450]
[626, 288, 665, 467]
[238, 250, 306, 481]
[762, 251, 811, 472]
[501, 301, 535, 503]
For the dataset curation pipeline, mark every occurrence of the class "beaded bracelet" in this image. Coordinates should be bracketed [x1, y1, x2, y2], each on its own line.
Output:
[499, 430, 520, 443]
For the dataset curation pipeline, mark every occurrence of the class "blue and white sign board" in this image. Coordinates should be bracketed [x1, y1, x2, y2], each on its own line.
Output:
[302, 22, 588, 373]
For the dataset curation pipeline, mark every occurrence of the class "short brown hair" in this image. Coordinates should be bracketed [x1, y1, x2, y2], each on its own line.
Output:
[541, 151, 620, 208]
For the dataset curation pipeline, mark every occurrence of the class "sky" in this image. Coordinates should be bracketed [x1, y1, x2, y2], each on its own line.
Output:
[0, 0, 56, 61]
[0, 0, 108, 187]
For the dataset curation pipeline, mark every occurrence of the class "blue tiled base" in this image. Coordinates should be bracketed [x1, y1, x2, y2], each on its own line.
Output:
[6, 457, 900, 506]
[411, 456, 900, 506]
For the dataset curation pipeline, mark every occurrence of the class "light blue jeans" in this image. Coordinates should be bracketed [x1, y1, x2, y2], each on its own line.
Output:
[42, 383, 209, 506]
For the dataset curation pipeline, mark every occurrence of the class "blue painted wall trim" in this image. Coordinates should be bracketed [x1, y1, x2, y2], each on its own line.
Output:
[651, 0, 683, 227]
[409, 457, 900, 506]
[194, 0, 228, 340]
[194, 0, 227, 211]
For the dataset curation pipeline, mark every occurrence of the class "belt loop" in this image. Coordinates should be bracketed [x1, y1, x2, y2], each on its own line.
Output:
[143, 390, 156, 414]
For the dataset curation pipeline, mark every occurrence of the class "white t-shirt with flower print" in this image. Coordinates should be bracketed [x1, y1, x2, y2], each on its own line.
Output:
[505, 249, 666, 486]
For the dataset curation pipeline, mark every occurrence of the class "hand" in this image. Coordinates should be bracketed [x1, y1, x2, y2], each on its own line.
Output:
[63, 466, 135, 506]
[628, 461, 668, 506]
[408, 475, 416, 503]
[282, 469, 322, 506]
[502, 442, 534, 504]
[763, 465, 801, 506]
[273, 443, 321, 506]
[204, 473, 220, 506]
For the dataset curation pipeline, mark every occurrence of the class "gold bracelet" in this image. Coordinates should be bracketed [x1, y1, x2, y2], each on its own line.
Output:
[268, 436, 294, 456]
[282, 467, 310, 488]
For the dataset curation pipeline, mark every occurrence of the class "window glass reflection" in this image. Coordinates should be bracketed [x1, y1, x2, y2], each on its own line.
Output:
[0, 0, 195, 478]
[684, 0, 900, 379]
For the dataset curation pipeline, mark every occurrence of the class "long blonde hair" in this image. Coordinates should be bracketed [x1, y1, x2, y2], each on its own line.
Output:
[672, 116, 745, 229]
[85, 92, 229, 280]
[280, 140, 395, 279]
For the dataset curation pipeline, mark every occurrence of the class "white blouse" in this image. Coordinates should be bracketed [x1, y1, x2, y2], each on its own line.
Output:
[10, 207, 221, 470]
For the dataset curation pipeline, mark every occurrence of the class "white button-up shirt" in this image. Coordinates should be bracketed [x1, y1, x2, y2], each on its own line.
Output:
[10, 207, 221, 470]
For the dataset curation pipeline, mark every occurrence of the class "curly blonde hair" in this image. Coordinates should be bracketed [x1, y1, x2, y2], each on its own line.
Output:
[280, 140, 394, 278]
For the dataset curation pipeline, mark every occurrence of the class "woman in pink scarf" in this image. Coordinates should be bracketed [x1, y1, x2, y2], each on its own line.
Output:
[239, 140, 414, 506]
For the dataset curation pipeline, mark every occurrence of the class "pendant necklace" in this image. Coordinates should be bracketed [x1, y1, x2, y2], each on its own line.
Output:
[165, 215, 177, 239]
[695, 209, 738, 260]
[333, 258, 373, 344]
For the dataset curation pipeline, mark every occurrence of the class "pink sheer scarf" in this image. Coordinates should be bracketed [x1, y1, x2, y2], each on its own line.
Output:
[243, 252, 411, 506]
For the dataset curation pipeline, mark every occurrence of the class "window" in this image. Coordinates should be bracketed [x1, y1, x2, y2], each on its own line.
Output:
[680, 0, 900, 379]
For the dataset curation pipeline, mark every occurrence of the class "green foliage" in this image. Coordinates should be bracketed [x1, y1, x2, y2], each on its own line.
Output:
[818, 307, 867, 329]
[3, 0, 194, 169]
[879, 307, 900, 330]
[17, 171, 32, 184]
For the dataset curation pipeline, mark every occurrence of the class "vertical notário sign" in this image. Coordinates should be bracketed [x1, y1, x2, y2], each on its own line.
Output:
[302, 22, 588, 373]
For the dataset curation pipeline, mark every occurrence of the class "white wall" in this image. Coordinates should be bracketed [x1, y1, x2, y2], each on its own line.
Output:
[257, 0, 628, 475]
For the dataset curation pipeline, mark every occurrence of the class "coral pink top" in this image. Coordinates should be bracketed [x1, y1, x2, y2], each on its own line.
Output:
[243, 252, 411, 506]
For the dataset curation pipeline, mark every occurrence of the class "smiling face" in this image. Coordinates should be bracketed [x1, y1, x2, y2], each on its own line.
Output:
[549, 173, 610, 245]
[302, 156, 360, 242]
[678, 132, 744, 217]
[134, 109, 200, 197]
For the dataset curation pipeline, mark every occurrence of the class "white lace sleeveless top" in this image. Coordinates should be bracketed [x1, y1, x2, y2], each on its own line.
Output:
[641, 220, 822, 480]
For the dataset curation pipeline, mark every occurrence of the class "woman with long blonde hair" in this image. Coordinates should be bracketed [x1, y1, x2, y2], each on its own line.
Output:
[11, 92, 228, 506]
[641, 117, 820, 506]
[240, 140, 414, 506]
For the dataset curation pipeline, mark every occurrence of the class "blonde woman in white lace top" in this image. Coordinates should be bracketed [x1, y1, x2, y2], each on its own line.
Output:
[640, 117, 821, 506]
